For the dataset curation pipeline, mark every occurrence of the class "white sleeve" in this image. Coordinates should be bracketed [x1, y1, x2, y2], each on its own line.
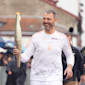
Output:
[21, 36, 36, 63]
[63, 37, 74, 67]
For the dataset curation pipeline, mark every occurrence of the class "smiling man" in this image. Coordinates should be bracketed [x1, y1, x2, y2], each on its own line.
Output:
[13, 10, 74, 85]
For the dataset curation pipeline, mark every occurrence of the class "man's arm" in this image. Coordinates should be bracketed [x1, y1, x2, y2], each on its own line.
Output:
[63, 37, 74, 79]
[13, 35, 36, 63]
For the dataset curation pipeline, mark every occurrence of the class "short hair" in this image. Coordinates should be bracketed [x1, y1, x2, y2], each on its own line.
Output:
[45, 10, 56, 18]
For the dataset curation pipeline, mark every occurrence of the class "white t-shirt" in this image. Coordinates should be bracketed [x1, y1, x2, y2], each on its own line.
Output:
[21, 30, 74, 81]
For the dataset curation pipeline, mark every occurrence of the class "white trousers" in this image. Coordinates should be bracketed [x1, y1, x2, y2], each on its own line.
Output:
[30, 80, 62, 85]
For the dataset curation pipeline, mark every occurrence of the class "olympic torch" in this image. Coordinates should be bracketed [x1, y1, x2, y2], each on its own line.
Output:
[15, 12, 22, 68]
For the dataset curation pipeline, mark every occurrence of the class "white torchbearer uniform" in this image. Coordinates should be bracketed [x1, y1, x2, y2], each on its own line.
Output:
[21, 30, 74, 85]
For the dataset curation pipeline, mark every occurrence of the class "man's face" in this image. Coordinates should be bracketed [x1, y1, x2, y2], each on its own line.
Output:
[43, 13, 55, 31]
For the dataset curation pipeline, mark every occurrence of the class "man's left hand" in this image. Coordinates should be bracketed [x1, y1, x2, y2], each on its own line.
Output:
[64, 64, 73, 79]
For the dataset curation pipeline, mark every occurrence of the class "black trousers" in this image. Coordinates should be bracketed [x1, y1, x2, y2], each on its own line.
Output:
[6, 71, 26, 85]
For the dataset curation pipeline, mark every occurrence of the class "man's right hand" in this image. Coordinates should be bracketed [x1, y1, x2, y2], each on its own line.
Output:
[13, 46, 20, 55]
[8, 71, 12, 75]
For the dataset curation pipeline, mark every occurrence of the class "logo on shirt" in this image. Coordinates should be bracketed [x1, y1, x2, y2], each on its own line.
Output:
[51, 37, 58, 40]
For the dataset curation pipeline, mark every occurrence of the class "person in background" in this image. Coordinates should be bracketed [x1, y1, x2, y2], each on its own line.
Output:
[0, 47, 7, 66]
[26, 56, 33, 68]
[0, 39, 6, 66]
[63, 28, 84, 85]
[80, 47, 85, 85]
[5, 41, 27, 85]
[13, 10, 74, 85]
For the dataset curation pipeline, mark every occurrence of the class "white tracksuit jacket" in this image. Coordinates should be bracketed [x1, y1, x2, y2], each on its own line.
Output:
[21, 30, 74, 85]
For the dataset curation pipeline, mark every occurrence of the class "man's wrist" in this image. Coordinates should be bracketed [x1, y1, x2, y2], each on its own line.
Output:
[67, 64, 72, 69]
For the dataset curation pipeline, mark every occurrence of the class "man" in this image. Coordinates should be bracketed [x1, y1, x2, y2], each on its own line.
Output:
[13, 10, 74, 85]
[63, 28, 84, 85]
